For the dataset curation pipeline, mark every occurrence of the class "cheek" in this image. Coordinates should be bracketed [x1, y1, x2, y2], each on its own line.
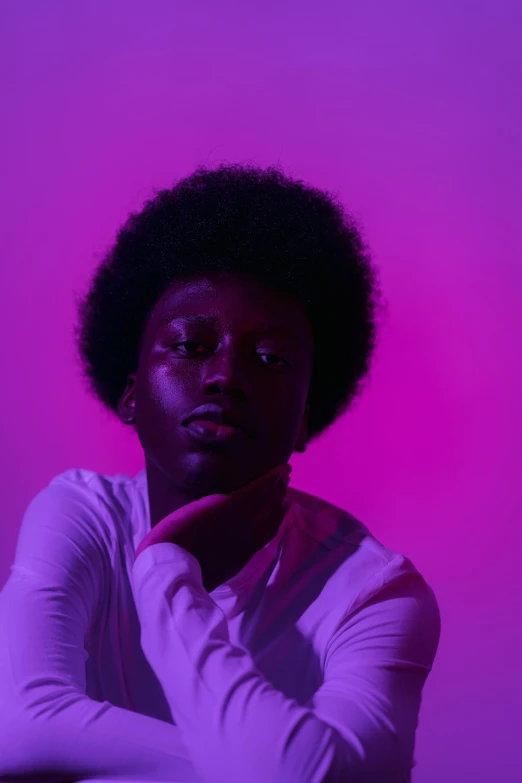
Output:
[134, 367, 180, 434]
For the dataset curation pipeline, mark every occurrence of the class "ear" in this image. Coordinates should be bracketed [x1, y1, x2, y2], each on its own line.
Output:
[294, 402, 310, 453]
[116, 373, 137, 425]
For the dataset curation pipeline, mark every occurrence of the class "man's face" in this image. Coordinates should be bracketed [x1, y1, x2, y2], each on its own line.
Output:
[118, 272, 313, 499]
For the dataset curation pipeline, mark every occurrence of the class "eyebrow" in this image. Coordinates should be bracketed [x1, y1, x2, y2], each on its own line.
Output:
[163, 313, 302, 342]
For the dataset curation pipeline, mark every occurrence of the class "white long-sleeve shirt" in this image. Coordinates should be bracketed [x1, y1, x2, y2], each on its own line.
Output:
[0, 468, 440, 783]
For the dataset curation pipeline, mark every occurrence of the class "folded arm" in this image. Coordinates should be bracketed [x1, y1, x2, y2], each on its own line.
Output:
[133, 543, 441, 783]
[0, 480, 200, 782]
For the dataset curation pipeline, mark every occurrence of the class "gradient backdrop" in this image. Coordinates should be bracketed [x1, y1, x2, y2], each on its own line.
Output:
[1, 2, 521, 782]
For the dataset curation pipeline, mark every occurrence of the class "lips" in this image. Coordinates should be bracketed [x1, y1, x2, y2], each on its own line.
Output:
[183, 404, 253, 436]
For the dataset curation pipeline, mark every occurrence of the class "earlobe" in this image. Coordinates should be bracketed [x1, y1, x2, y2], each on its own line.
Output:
[117, 373, 137, 425]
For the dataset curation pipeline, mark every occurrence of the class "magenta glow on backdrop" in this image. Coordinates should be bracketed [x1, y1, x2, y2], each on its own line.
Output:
[1, 2, 521, 781]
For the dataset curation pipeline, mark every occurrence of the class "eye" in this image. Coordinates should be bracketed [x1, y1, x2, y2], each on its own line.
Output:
[172, 342, 288, 367]
[259, 353, 288, 368]
[172, 341, 209, 354]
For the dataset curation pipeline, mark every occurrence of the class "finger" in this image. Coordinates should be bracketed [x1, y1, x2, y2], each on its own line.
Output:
[228, 470, 290, 519]
[218, 466, 291, 529]
[234, 464, 291, 499]
[231, 476, 288, 537]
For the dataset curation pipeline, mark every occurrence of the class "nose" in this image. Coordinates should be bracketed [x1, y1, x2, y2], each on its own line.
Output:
[202, 344, 249, 396]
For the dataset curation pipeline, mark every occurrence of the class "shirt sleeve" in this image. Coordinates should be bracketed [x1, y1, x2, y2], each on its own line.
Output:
[0, 480, 201, 782]
[132, 542, 441, 783]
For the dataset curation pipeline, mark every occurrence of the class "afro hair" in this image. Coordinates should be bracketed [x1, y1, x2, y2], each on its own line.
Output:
[74, 162, 387, 445]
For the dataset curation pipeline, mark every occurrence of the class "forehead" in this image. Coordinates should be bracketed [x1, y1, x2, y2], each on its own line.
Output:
[148, 273, 313, 343]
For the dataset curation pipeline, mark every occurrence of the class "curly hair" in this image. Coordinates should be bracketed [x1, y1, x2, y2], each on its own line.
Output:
[74, 162, 387, 445]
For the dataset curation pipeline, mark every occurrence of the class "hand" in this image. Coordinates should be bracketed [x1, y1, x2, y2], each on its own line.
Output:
[135, 464, 292, 591]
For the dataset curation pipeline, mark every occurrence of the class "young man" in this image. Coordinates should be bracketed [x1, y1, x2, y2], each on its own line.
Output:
[0, 164, 440, 782]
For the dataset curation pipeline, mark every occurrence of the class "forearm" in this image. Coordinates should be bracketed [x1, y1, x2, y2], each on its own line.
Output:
[0, 696, 199, 782]
[133, 544, 433, 783]
[134, 543, 345, 783]
[0, 571, 199, 783]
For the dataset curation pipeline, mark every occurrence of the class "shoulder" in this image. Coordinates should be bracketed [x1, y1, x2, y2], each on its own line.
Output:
[48, 466, 143, 505]
[288, 486, 440, 633]
[18, 467, 148, 559]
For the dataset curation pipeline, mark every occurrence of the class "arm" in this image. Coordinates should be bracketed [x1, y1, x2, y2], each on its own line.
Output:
[0, 480, 200, 782]
[133, 543, 441, 783]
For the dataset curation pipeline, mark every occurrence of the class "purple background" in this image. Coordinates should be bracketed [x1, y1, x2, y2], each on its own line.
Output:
[1, 2, 521, 781]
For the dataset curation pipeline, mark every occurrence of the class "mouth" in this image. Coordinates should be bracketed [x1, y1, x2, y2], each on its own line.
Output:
[183, 405, 253, 437]
[184, 418, 248, 442]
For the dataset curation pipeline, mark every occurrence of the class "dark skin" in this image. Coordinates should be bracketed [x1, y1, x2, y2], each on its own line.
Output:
[117, 271, 314, 578]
